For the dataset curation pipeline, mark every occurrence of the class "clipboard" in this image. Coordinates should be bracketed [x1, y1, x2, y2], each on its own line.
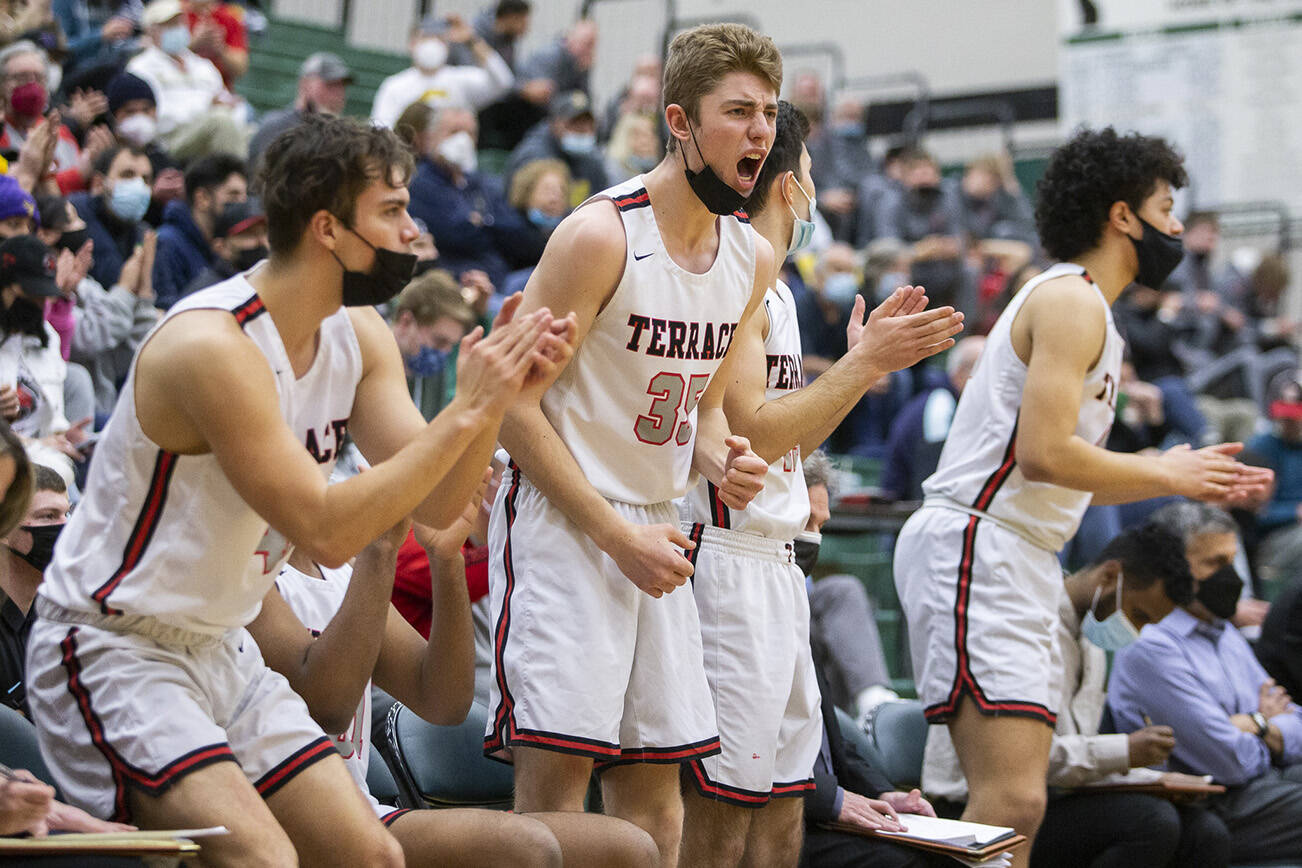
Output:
[824, 813, 1026, 862]
[0, 825, 225, 857]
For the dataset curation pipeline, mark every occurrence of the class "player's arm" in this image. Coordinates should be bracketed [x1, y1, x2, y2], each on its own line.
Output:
[347, 303, 519, 530]
[500, 202, 695, 597]
[371, 485, 485, 726]
[691, 235, 771, 507]
[1016, 277, 1244, 504]
[724, 286, 963, 464]
[144, 309, 550, 566]
[247, 524, 409, 734]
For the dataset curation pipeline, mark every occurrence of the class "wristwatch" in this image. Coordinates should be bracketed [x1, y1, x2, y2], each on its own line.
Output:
[1251, 711, 1270, 737]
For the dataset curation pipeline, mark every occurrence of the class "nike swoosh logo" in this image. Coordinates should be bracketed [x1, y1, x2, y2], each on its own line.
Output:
[634, 251, 654, 261]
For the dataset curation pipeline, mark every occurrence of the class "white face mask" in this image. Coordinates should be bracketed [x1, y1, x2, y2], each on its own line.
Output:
[436, 130, 477, 174]
[413, 39, 448, 72]
[159, 22, 191, 56]
[117, 113, 157, 147]
[1080, 573, 1140, 652]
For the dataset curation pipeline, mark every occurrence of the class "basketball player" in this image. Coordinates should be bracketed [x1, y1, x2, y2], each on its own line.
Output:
[486, 23, 779, 865]
[253, 479, 658, 868]
[893, 127, 1273, 860]
[679, 101, 963, 868]
[24, 114, 574, 867]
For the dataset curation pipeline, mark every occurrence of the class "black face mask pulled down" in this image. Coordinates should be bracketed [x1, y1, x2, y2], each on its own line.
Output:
[1129, 216, 1185, 290]
[683, 123, 749, 216]
[1196, 564, 1244, 621]
[793, 533, 821, 577]
[57, 227, 89, 255]
[12, 522, 63, 573]
[331, 221, 418, 307]
[1, 297, 48, 346]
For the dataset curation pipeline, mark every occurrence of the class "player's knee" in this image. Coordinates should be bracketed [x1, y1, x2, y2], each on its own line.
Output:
[237, 836, 298, 868]
[355, 828, 405, 868]
[504, 817, 564, 868]
[611, 824, 662, 868]
[994, 784, 1047, 834]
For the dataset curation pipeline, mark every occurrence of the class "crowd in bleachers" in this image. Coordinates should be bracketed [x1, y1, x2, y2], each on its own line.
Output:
[0, 1, 1298, 865]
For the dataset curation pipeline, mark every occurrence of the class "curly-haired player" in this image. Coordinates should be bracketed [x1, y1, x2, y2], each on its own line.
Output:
[893, 126, 1272, 860]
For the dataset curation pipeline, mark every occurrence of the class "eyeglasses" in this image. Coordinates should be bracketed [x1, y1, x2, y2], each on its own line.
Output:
[4, 71, 42, 86]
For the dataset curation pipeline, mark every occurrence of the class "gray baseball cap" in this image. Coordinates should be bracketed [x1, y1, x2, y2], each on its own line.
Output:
[300, 52, 353, 83]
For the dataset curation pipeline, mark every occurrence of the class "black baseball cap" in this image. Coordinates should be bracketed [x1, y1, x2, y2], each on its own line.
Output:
[0, 236, 59, 298]
[214, 200, 266, 239]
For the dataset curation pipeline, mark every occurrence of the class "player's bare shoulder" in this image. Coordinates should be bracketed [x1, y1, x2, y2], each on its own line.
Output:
[525, 197, 629, 317]
[1011, 270, 1107, 364]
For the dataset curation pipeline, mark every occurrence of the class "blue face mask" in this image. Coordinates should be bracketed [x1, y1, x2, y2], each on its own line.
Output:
[822, 271, 860, 307]
[787, 175, 817, 254]
[527, 208, 563, 232]
[406, 345, 449, 378]
[159, 23, 191, 56]
[1080, 574, 1140, 652]
[559, 132, 596, 156]
[108, 176, 151, 223]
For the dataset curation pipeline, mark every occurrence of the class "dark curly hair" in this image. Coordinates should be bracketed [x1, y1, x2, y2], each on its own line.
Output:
[748, 100, 810, 215]
[1034, 127, 1188, 262]
[1094, 522, 1195, 606]
[255, 114, 415, 256]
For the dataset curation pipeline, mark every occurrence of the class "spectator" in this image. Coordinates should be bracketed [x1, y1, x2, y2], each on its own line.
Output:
[876, 148, 969, 313]
[370, 14, 514, 129]
[104, 71, 185, 223]
[0, 40, 107, 194]
[927, 523, 1229, 868]
[797, 241, 860, 376]
[1165, 210, 1223, 298]
[517, 17, 596, 100]
[51, 0, 135, 78]
[248, 52, 351, 169]
[958, 152, 1036, 246]
[1257, 577, 1302, 701]
[126, 0, 246, 161]
[603, 111, 660, 184]
[0, 175, 36, 239]
[448, 0, 531, 72]
[1249, 370, 1302, 585]
[598, 59, 659, 140]
[69, 144, 150, 300]
[185, 0, 249, 88]
[0, 462, 67, 715]
[853, 143, 908, 248]
[1237, 253, 1300, 359]
[1113, 283, 1209, 444]
[507, 157, 569, 246]
[37, 194, 157, 418]
[0, 235, 88, 477]
[407, 103, 542, 287]
[389, 269, 477, 421]
[1110, 503, 1302, 864]
[183, 198, 266, 295]
[152, 152, 246, 308]
[806, 97, 872, 242]
[881, 335, 985, 501]
[507, 90, 607, 206]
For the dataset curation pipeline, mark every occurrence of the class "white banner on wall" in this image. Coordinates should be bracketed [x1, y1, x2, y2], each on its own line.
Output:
[1059, 4, 1302, 215]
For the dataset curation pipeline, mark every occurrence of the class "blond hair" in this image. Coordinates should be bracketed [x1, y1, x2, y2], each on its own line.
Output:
[508, 158, 571, 211]
[662, 23, 782, 149]
[393, 269, 476, 330]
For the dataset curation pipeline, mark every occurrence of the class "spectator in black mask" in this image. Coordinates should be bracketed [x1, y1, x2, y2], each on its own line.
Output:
[153, 153, 247, 309]
[877, 148, 969, 314]
[183, 199, 268, 295]
[0, 463, 67, 715]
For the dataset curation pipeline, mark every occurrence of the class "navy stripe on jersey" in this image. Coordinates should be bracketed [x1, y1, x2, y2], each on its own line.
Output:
[254, 736, 336, 799]
[971, 416, 1019, 513]
[60, 627, 237, 822]
[612, 189, 650, 211]
[732, 209, 750, 223]
[232, 293, 266, 328]
[90, 450, 179, 615]
[707, 482, 731, 529]
[686, 522, 705, 570]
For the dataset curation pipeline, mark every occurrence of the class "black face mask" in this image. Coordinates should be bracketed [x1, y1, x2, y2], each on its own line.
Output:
[793, 535, 821, 577]
[1, 296, 47, 345]
[331, 221, 418, 307]
[1196, 564, 1243, 621]
[57, 227, 89, 254]
[909, 185, 943, 212]
[412, 258, 441, 277]
[682, 123, 749, 216]
[12, 522, 63, 573]
[1129, 217, 1184, 290]
[232, 244, 268, 272]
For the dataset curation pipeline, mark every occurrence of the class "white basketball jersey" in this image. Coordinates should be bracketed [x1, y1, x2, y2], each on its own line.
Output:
[40, 275, 363, 634]
[922, 263, 1123, 551]
[275, 563, 372, 799]
[683, 279, 809, 541]
[539, 176, 756, 505]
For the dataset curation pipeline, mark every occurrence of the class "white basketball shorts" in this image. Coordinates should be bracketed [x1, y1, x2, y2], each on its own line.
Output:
[894, 505, 1063, 727]
[483, 467, 720, 764]
[684, 523, 822, 806]
[26, 599, 334, 822]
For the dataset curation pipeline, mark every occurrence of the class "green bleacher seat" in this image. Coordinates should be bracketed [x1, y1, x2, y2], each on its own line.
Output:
[866, 700, 928, 789]
[0, 703, 58, 796]
[381, 700, 513, 810]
